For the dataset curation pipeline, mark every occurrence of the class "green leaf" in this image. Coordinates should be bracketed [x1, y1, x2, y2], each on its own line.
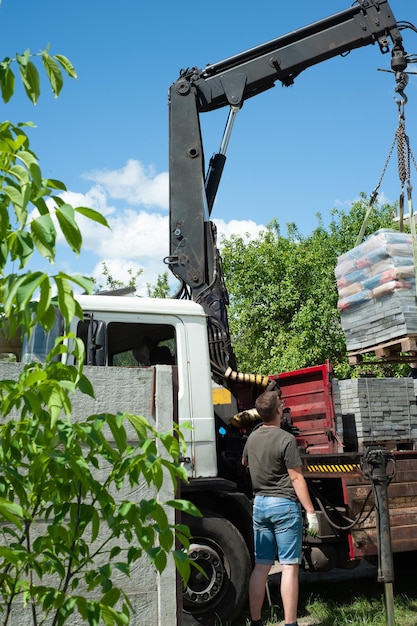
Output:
[0, 65, 15, 103]
[101, 587, 121, 608]
[0, 497, 25, 527]
[55, 203, 82, 253]
[35, 276, 52, 320]
[126, 414, 154, 440]
[46, 387, 64, 426]
[39, 301, 57, 331]
[0, 546, 23, 564]
[15, 271, 45, 310]
[16, 50, 30, 70]
[3, 184, 27, 225]
[16, 54, 40, 105]
[160, 431, 181, 458]
[22, 369, 47, 390]
[54, 54, 77, 79]
[166, 499, 202, 517]
[173, 549, 191, 584]
[106, 414, 127, 453]
[77, 373, 95, 398]
[54, 274, 77, 321]
[32, 196, 49, 216]
[67, 273, 94, 294]
[17, 150, 42, 187]
[9, 164, 30, 187]
[9, 230, 34, 267]
[30, 213, 57, 261]
[44, 178, 67, 192]
[149, 547, 167, 574]
[41, 51, 63, 97]
[3, 273, 30, 315]
[74, 206, 109, 228]
[101, 603, 129, 626]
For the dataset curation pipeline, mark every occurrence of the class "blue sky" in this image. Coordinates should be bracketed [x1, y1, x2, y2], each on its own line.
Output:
[2, 0, 417, 293]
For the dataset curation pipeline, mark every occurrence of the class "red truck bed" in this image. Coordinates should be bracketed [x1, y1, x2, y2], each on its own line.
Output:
[275, 360, 339, 455]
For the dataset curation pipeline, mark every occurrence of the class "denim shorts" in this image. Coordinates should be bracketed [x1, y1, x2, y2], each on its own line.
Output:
[253, 496, 302, 565]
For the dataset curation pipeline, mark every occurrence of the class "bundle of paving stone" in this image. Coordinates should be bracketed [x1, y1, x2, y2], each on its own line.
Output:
[332, 377, 417, 451]
[335, 229, 417, 352]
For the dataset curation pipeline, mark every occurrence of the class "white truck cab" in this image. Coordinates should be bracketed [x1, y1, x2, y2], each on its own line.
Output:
[22, 295, 218, 478]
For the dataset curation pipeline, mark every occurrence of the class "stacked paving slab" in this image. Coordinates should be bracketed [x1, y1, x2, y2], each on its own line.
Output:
[332, 377, 417, 452]
[335, 229, 417, 353]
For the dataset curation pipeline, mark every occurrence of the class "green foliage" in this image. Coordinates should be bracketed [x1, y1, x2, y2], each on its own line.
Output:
[146, 272, 170, 298]
[94, 262, 171, 298]
[0, 43, 198, 625]
[0, 116, 108, 336]
[94, 262, 143, 294]
[221, 195, 401, 379]
[0, 46, 76, 104]
[0, 351, 199, 624]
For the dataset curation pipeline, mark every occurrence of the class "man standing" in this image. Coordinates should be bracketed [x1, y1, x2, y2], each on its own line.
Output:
[242, 389, 319, 626]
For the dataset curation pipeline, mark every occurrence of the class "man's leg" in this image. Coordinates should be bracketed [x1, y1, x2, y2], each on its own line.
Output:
[280, 563, 299, 625]
[249, 563, 271, 621]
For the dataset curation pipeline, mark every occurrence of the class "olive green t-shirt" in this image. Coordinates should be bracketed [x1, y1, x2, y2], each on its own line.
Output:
[242, 425, 301, 500]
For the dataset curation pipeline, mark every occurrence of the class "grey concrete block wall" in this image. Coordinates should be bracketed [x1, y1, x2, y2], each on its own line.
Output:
[333, 377, 417, 451]
[0, 363, 178, 626]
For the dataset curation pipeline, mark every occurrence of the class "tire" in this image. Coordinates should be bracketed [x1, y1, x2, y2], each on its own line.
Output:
[182, 512, 251, 625]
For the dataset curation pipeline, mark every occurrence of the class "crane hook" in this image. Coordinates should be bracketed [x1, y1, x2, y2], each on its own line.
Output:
[394, 70, 409, 118]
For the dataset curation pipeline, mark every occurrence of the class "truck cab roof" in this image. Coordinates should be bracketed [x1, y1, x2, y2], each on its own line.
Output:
[76, 294, 206, 318]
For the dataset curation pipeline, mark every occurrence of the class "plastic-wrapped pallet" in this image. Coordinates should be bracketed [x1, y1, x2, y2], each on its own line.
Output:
[335, 229, 417, 352]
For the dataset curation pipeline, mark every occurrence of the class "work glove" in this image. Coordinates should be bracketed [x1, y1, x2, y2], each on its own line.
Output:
[306, 512, 319, 537]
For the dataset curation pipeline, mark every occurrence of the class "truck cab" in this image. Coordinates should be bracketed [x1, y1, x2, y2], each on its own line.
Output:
[22, 295, 219, 479]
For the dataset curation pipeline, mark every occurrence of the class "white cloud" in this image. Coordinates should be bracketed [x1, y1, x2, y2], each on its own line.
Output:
[83, 159, 169, 209]
[214, 218, 265, 245]
[51, 160, 266, 295]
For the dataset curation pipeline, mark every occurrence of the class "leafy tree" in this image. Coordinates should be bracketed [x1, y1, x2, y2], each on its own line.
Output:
[94, 262, 144, 294]
[94, 262, 171, 298]
[221, 195, 403, 379]
[0, 47, 198, 625]
[146, 271, 170, 298]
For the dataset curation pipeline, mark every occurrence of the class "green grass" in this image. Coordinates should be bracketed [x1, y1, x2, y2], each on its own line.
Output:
[233, 552, 417, 626]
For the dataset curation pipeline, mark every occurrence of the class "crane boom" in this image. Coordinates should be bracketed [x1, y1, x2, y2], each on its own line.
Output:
[166, 0, 406, 384]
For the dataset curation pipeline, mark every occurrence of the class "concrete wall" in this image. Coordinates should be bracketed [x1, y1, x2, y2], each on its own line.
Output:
[0, 364, 178, 626]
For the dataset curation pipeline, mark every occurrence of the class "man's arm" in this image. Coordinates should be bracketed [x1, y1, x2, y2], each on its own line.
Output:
[287, 466, 315, 514]
[288, 466, 319, 536]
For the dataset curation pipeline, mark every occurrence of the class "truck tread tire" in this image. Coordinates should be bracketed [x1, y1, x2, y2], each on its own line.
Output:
[182, 512, 251, 625]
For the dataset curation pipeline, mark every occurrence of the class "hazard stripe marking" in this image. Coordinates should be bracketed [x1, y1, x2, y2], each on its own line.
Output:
[306, 464, 361, 473]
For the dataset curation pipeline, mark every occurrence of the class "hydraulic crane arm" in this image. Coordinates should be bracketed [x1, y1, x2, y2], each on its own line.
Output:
[166, 0, 406, 385]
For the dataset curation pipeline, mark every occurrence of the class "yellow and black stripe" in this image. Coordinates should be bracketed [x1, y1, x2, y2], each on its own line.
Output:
[305, 463, 361, 474]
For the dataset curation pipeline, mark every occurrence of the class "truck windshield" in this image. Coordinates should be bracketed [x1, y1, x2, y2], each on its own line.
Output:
[21, 311, 63, 364]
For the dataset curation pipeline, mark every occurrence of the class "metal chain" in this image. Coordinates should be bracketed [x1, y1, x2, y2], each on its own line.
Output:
[371, 134, 396, 200]
[356, 72, 415, 245]
[396, 119, 409, 186]
[355, 133, 397, 245]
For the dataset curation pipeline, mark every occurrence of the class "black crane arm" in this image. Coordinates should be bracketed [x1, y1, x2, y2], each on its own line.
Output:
[167, 0, 406, 385]
[181, 1, 402, 112]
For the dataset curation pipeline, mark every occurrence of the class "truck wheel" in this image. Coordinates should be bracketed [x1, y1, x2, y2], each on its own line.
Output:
[182, 512, 251, 625]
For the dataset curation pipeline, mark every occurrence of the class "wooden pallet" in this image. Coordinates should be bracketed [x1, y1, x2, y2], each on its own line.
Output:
[348, 335, 417, 365]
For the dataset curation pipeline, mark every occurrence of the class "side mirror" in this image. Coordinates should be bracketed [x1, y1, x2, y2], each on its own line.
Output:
[87, 315, 107, 366]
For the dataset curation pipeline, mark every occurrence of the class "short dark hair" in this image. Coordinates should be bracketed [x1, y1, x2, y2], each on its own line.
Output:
[255, 390, 281, 423]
